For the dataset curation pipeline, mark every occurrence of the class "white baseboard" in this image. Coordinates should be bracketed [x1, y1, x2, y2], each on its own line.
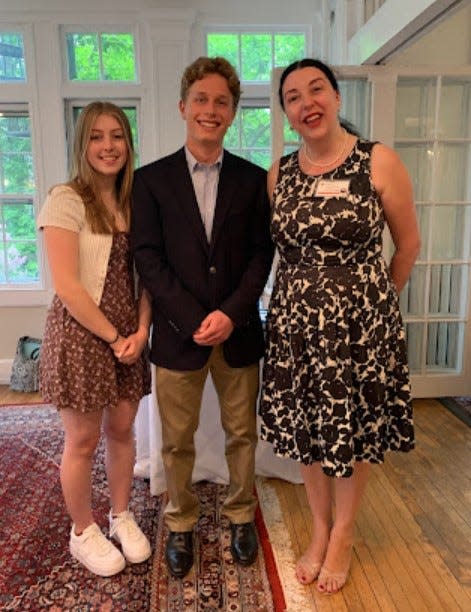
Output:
[0, 359, 13, 385]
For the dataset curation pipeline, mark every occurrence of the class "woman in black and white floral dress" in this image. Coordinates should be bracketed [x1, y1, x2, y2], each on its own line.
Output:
[259, 59, 420, 594]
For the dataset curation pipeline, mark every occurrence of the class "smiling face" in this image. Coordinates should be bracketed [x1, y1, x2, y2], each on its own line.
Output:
[281, 66, 341, 141]
[86, 113, 128, 180]
[179, 72, 236, 160]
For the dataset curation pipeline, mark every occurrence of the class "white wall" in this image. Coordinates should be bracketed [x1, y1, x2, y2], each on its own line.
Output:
[390, 3, 471, 65]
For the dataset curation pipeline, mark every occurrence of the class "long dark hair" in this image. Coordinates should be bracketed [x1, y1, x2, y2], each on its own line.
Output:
[278, 58, 361, 136]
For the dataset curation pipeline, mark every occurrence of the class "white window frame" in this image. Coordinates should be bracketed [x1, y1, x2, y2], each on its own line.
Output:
[0, 24, 49, 305]
[0, 104, 40, 289]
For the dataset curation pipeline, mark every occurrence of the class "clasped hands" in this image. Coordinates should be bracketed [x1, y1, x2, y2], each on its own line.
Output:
[193, 309, 234, 346]
[111, 327, 148, 364]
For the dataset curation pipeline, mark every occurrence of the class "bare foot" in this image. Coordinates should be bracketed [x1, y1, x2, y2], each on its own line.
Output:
[317, 525, 353, 594]
[295, 525, 330, 585]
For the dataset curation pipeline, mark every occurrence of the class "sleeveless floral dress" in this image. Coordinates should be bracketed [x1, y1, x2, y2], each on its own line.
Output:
[259, 140, 414, 478]
[40, 233, 151, 413]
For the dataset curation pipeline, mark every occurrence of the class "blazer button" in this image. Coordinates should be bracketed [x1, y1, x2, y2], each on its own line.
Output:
[209, 266, 217, 274]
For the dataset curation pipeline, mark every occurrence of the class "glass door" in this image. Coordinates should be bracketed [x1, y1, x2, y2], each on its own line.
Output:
[395, 74, 471, 396]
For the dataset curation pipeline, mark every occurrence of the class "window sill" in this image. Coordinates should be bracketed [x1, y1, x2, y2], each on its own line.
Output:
[0, 288, 52, 307]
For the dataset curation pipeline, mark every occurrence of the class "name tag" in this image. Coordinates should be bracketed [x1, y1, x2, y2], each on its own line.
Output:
[315, 179, 350, 197]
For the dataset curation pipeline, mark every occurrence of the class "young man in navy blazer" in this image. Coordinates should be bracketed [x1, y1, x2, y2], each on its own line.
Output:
[131, 57, 273, 579]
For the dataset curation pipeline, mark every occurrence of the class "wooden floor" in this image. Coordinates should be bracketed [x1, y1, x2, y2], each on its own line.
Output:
[1, 388, 470, 611]
[270, 398, 471, 611]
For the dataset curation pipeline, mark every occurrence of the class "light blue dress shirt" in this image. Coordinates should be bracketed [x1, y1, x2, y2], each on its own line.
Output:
[185, 147, 223, 242]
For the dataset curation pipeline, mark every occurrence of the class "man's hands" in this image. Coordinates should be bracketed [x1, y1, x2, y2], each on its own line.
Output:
[193, 310, 234, 346]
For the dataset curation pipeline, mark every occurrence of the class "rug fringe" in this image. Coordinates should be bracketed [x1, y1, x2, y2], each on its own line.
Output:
[255, 477, 312, 612]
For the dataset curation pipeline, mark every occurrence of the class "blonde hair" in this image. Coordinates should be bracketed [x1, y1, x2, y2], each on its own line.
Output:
[180, 56, 241, 110]
[68, 101, 134, 234]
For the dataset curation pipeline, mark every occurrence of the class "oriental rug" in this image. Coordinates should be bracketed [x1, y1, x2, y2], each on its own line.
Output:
[0, 404, 286, 611]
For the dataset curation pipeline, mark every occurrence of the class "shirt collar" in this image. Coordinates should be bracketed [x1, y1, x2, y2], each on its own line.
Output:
[184, 146, 223, 172]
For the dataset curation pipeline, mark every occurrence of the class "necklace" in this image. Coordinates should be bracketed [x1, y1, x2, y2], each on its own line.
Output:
[302, 128, 348, 168]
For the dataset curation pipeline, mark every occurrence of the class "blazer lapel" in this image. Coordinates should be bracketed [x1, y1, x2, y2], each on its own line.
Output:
[209, 151, 238, 254]
[170, 148, 208, 252]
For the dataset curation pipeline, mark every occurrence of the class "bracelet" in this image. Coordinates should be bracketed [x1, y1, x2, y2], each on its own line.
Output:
[108, 330, 120, 345]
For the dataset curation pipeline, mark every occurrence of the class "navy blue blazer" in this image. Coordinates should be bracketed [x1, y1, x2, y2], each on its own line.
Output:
[131, 147, 274, 370]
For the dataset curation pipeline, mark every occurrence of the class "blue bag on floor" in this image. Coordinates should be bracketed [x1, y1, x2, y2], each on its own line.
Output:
[9, 336, 42, 392]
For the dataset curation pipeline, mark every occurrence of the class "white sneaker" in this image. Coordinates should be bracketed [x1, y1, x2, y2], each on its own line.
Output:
[70, 522, 125, 577]
[109, 510, 151, 563]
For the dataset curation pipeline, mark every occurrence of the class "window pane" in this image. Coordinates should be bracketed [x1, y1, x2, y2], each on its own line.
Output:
[283, 115, 300, 145]
[438, 78, 471, 138]
[1, 199, 38, 283]
[3, 200, 36, 240]
[6, 241, 38, 282]
[338, 79, 370, 138]
[429, 264, 467, 316]
[0, 110, 38, 285]
[67, 33, 99, 80]
[0, 114, 34, 194]
[435, 143, 471, 201]
[395, 78, 436, 139]
[241, 108, 270, 148]
[207, 33, 239, 72]
[415, 204, 430, 261]
[431, 205, 471, 260]
[274, 33, 305, 67]
[67, 32, 136, 81]
[0, 32, 26, 82]
[225, 116, 240, 149]
[399, 264, 426, 316]
[226, 107, 271, 170]
[405, 322, 424, 374]
[426, 321, 463, 372]
[396, 144, 434, 202]
[102, 33, 136, 81]
[241, 34, 271, 81]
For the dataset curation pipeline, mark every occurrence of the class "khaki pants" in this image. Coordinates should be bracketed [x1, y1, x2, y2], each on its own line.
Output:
[156, 345, 259, 531]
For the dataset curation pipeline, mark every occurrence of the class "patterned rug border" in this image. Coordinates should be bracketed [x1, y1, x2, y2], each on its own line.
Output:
[255, 478, 312, 612]
[438, 397, 471, 427]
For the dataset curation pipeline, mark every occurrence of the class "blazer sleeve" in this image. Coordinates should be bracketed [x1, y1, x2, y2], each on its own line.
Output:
[131, 169, 208, 339]
[219, 167, 274, 327]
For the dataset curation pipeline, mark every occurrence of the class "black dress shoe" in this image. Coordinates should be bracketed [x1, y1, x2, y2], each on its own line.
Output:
[230, 521, 258, 566]
[166, 531, 194, 579]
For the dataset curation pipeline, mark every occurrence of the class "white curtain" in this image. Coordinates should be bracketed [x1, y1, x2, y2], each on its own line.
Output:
[134, 368, 302, 495]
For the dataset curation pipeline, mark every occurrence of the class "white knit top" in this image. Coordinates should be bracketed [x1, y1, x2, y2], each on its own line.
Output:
[37, 184, 113, 305]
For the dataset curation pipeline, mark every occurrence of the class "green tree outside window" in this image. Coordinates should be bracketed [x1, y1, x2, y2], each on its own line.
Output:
[207, 32, 306, 83]
[66, 32, 136, 81]
[0, 112, 38, 284]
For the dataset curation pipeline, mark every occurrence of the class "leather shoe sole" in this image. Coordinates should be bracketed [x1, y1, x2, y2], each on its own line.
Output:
[230, 521, 258, 566]
[166, 530, 193, 579]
